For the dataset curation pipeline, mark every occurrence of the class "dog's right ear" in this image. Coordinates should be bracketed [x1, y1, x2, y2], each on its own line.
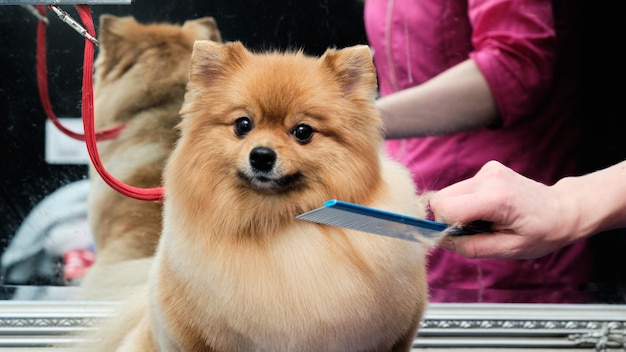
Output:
[189, 40, 225, 83]
[189, 41, 249, 82]
[183, 17, 222, 43]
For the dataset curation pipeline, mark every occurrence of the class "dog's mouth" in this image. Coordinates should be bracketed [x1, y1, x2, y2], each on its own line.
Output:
[237, 171, 303, 193]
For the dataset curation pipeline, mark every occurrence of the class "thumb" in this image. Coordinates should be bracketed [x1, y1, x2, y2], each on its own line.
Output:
[430, 193, 488, 225]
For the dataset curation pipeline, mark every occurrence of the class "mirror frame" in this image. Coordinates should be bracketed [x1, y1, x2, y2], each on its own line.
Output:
[0, 301, 624, 350]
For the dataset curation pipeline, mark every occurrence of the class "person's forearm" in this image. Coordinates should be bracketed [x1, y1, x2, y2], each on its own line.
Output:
[377, 59, 499, 139]
[554, 160, 626, 241]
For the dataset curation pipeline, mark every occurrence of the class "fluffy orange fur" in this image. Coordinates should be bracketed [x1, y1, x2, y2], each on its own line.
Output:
[83, 41, 429, 351]
[81, 15, 221, 298]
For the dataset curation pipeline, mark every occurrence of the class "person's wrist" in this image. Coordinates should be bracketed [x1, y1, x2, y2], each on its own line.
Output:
[551, 176, 593, 244]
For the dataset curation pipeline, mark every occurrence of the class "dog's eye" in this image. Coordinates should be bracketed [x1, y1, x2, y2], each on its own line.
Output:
[291, 124, 314, 144]
[234, 117, 253, 137]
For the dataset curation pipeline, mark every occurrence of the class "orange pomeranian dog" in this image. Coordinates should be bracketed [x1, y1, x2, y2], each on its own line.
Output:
[82, 40, 429, 352]
[80, 15, 221, 299]
[89, 14, 221, 265]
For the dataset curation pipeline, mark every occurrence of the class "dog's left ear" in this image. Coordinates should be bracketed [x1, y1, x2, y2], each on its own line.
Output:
[321, 45, 377, 98]
[96, 15, 140, 77]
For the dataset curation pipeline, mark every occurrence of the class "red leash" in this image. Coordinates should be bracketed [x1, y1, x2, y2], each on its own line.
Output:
[75, 4, 165, 201]
[35, 5, 124, 142]
[43, 5, 165, 201]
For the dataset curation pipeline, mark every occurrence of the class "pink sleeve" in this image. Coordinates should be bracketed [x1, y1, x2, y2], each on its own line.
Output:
[468, 0, 556, 126]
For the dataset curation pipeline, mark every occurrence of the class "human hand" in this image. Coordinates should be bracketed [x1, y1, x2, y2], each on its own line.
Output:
[429, 161, 578, 259]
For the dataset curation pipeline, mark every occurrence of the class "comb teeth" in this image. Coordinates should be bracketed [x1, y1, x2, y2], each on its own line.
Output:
[297, 207, 423, 242]
[297, 200, 488, 242]
[296, 200, 454, 242]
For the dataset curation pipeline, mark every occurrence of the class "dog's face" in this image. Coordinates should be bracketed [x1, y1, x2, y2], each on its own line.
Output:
[167, 41, 386, 227]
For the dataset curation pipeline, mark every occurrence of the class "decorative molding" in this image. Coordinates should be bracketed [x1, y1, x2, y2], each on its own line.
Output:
[421, 318, 614, 330]
[568, 321, 624, 351]
[415, 303, 626, 350]
[0, 301, 625, 350]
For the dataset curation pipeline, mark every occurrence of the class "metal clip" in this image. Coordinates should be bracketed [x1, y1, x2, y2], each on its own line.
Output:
[49, 5, 99, 46]
[22, 5, 49, 24]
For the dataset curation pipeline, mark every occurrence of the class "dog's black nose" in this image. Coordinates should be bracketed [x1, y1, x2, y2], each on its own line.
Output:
[249, 146, 276, 172]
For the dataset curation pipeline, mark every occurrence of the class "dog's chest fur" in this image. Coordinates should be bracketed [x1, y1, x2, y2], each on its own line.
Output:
[151, 220, 425, 351]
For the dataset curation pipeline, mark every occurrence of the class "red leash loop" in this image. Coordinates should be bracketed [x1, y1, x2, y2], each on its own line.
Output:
[76, 5, 165, 201]
[35, 5, 124, 142]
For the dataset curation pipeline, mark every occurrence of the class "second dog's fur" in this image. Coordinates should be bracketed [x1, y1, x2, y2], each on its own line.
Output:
[81, 14, 221, 297]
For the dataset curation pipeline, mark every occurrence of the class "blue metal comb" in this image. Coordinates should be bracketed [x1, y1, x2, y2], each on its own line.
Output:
[297, 199, 484, 242]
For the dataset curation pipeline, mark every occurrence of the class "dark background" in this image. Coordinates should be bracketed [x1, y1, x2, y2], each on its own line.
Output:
[0, 1, 625, 300]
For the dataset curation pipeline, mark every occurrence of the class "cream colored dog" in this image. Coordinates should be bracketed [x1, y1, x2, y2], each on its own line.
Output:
[81, 15, 221, 298]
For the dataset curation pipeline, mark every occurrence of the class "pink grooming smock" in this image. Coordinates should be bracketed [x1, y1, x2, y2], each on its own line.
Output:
[365, 0, 593, 303]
